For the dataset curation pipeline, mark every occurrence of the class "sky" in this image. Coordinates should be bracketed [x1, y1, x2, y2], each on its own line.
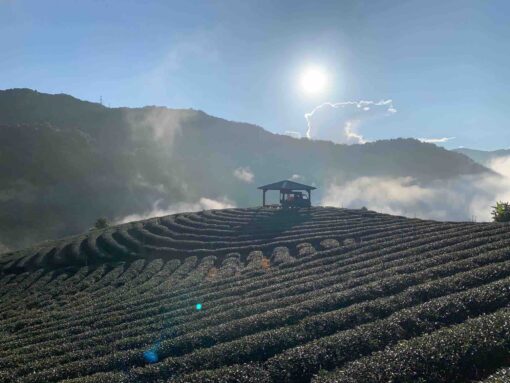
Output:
[1, 0, 509, 150]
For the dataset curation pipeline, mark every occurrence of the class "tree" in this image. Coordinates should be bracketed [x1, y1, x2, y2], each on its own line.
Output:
[491, 202, 510, 222]
[94, 217, 109, 229]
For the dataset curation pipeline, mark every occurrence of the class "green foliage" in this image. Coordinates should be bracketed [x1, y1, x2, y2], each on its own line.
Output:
[483, 367, 510, 383]
[492, 201, 510, 222]
[94, 217, 109, 229]
[2, 208, 510, 382]
[314, 307, 510, 382]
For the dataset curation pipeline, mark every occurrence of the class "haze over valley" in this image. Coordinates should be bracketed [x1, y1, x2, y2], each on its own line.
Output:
[0, 89, 508, 251]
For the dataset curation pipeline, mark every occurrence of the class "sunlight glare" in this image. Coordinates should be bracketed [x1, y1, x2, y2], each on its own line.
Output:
[300, 66, 328, 95]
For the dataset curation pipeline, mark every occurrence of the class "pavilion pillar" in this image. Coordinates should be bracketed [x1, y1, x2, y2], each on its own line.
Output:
[308, 190, 312, 205]
[262, 189, 266, 207]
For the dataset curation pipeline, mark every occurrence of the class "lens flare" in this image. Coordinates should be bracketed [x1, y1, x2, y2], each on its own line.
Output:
[143, 350, 158, 363]
[196, 303, 202, 310]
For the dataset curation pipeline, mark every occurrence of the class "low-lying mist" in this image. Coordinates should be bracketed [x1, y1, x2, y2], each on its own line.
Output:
[0, 89, 500, 252]
[115, 197, 235, 224]
[322, 156, 510, 222]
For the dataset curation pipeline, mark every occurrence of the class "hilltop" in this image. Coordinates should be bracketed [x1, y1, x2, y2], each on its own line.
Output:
[1, 207, 510, 382]
[0, 88, 488, 251]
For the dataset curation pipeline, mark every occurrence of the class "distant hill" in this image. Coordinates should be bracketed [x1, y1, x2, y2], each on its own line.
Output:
[0, 88, 488, 250]
[2, 207, 510, 382]
[453, 147, 510, 166]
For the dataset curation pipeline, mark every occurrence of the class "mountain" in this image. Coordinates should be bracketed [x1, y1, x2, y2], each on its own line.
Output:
[453, 147, 510, 166]
[0, 88, 489, 251]
[1, 207, 510, 382]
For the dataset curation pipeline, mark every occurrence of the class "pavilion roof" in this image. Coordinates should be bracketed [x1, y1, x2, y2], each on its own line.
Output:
[257, 179, 317, 191]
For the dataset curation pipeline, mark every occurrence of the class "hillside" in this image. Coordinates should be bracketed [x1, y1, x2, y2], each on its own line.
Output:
[2, 207, 510, 382]
[0, 89, 489, 251]
[454, 147, 510, 166]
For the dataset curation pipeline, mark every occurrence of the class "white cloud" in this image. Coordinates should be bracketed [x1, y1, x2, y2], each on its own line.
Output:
[344, 121, 366, 144]
[489, 156, 510, 178]
[125, 107, 185, 146]
[304, 100, 396, 144]
[291, 174, 305, 182]
[115, 197, 235, 224]
[233, 167, 255, 183]
[321, 156, 510, 222]
[418, 137, 456, 144]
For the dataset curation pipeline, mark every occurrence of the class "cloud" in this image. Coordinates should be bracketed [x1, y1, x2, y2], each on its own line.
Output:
[125, 107, 186, 147]
[344, 121, 366, 144]
[304, 100, 397, 144]
[418, 137, 456, 144]
[233, 167, 255, 183]
[321, 156, 510, 222]
[115, 197, 236, 224]
[291, 174, 305, 182]
[488, 156, 510, 178]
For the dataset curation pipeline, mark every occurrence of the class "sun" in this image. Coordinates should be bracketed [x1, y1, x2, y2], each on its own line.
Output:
[300, 66, 328, 95]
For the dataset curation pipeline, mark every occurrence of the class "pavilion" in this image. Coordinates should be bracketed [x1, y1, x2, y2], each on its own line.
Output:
[258, 180, 317, 208]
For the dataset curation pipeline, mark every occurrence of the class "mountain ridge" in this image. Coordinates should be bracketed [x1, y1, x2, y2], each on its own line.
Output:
[0, 88, 489, 251]
[453, 147, 510, 166]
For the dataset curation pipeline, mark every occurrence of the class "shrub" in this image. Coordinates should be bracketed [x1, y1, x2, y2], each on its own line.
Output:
[492, 202, 510, 222]
[94, 218, 109, 230]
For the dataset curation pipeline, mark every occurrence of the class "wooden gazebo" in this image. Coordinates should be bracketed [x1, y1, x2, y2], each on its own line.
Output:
[258, 180, 317, 208]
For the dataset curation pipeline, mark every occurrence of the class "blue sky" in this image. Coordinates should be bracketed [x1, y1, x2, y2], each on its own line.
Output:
[1, 0, 509, 150]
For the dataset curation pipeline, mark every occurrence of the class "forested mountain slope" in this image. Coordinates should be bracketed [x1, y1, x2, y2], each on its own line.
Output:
[0, 89, 488, 250]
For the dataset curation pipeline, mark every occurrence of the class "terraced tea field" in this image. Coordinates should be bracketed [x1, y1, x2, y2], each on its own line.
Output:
[2, 207, 510, 382]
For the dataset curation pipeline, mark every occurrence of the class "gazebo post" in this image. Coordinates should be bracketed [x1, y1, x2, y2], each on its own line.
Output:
[262, 189, 266, 207]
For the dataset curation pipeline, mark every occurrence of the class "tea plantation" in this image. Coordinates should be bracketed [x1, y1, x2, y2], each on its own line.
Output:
[1, 207, 510, 382]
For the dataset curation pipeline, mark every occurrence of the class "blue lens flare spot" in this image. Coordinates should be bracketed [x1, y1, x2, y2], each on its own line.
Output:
[196, 303, 202, 311]
[143, 350, 158, 364]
